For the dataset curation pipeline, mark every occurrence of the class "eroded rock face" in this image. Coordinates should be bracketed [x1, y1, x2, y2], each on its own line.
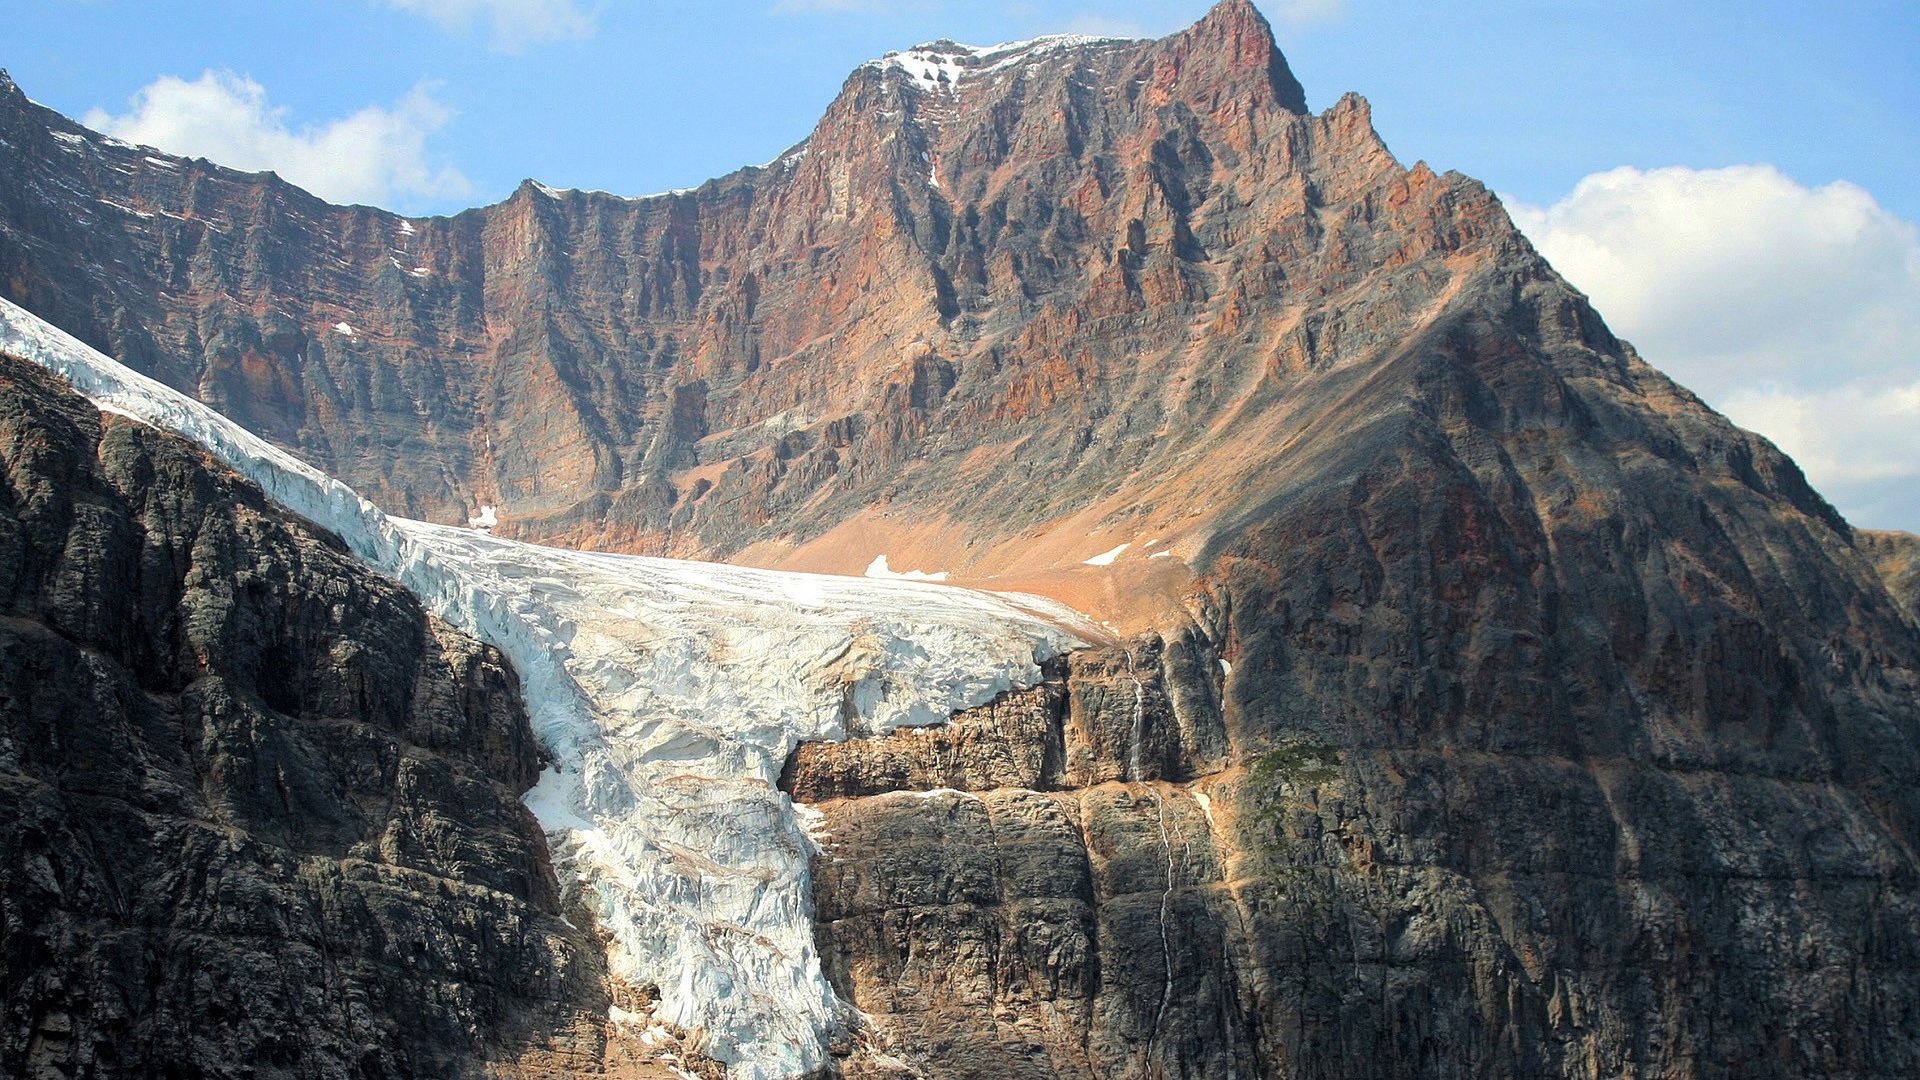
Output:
[0, 1, 1514, 573]
[789, 636, 1259, 1080]
[0, 355, 629, 1078]
[790, 584, 1920, 1079]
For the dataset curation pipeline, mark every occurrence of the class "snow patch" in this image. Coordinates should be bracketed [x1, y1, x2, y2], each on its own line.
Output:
[95, 198, 154, 219]
[864, 34, 1138, 95]
[527, 177, 692, 202]
[331, 322, 355, 336]
[757, 142, 809, 171]
[1193, 789, 1217, 831]
[468, 504, 498, 530]
[0, 295, 1091, 1080]
[762, 410, 811, 436]
[1083, 542, 1129, 566]
[865, 554, 948, 582]
[896, 787, 984, 802]
[608, 1004, 649, 1027]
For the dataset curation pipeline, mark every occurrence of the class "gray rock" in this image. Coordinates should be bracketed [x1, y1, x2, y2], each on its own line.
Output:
[0, 355, 627, 1078]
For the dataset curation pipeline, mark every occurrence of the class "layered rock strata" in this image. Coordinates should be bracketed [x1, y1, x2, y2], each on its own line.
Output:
[792, 597, 1920, 1078]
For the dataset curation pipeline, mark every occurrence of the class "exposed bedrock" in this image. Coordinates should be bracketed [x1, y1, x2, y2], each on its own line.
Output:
[0, 1, 1552, 573]
[0, 355, 713, 1078]
[788, 588, 1920, 1079]
[1861, 530, 1920, 623]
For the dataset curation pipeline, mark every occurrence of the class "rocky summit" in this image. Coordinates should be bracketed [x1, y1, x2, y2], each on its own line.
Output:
[3, 1, 1920, 1077]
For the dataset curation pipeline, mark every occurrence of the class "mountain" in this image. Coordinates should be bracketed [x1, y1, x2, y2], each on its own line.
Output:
[0, 2, 1525, 586]
[1864, 529, 1920, 620]
[4, 2, 1920, 1078]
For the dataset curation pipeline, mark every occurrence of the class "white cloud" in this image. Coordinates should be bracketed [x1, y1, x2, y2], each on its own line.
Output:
[387, 0, 598, 50]
[1726, 380, 1920, 526]
[82, 70, 472, 209]
[1509, 165, 1920, 531]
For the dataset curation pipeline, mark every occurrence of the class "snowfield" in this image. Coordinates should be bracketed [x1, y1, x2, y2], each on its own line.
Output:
[1, 297, 1093, 1078]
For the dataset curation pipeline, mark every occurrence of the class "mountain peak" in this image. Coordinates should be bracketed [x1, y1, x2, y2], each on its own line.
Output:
[7, 12, 1920, 1080]
[861, 33, 1138, 95]
[1174, 0, 1309, 112]
[851, 3, 1308, 114]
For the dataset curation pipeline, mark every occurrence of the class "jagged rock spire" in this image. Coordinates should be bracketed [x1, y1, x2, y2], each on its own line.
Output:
[1177, 0, 1310, 112]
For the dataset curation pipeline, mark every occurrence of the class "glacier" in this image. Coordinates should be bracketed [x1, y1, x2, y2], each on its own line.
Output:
[0, 297, 1093, 1078]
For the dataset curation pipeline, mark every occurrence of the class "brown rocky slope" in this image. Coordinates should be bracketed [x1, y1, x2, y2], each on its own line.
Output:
[3, 2, 1920, 1077]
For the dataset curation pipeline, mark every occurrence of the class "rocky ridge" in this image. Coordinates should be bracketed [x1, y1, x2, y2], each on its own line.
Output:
[1862, 529, 1920, 621]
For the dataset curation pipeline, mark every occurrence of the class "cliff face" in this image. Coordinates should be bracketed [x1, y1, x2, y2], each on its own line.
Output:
[0, 1, 1503, 577]
[4, 1, 1920, 1077]
[0, 355, 633, 1077]
[788, 484, 1920, 1079]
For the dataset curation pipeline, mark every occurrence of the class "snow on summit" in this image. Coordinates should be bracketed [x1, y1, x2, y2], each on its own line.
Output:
[0, 296, 1092, 1079]
[864, 33, 1138, 92]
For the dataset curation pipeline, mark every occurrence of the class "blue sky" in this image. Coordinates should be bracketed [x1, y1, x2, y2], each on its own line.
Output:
[5, 0, 1919, 531]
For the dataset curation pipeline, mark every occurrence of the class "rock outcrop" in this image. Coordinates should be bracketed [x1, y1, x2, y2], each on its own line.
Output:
[1862, 529, 1920, 621]
[793, 571, 1920, 1078]
[0, 355, 649, 1077]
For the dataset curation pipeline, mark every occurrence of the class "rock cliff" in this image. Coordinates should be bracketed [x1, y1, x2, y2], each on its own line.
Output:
[1862, 530, 1920, 621]
[0, 355, 658, 1077]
